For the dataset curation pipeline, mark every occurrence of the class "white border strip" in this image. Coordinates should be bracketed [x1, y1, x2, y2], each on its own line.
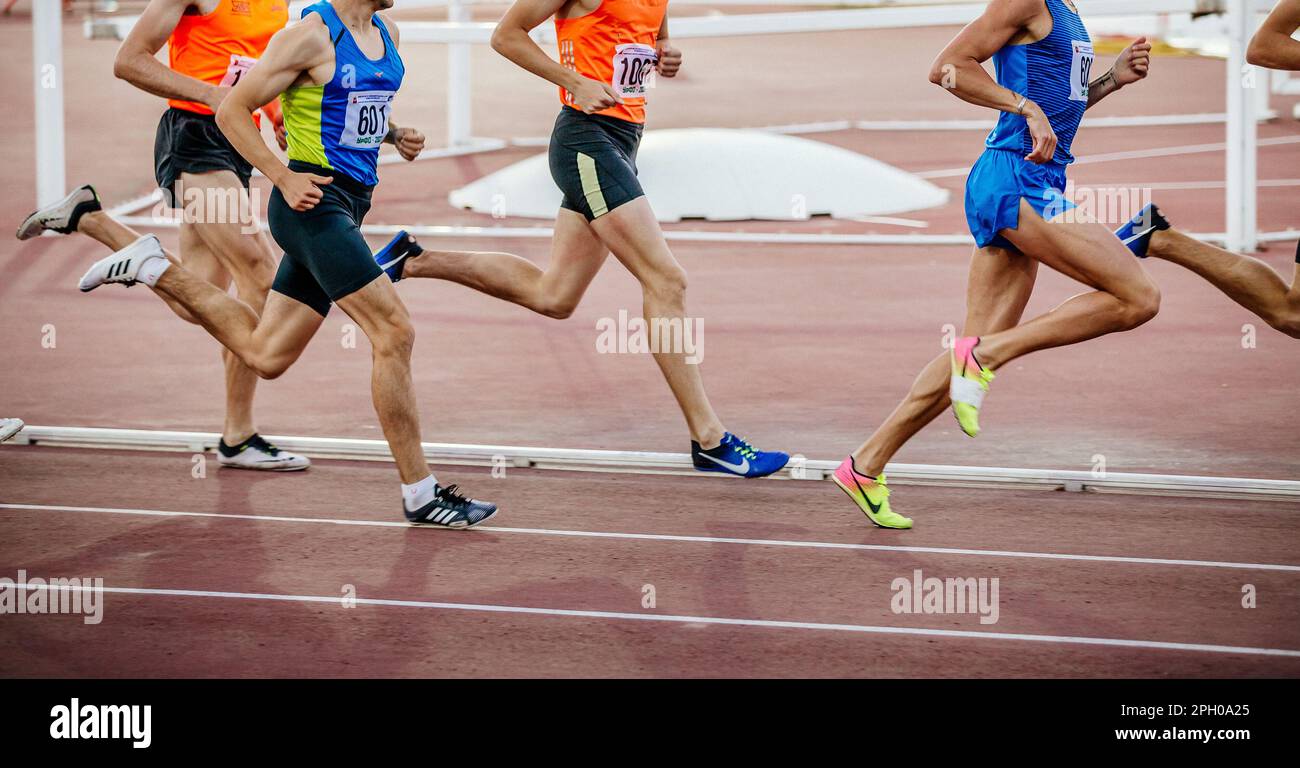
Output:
[15, 583, 1300, 658]
[11, 426, 1300, 500]
[5, 502, 1298, 572]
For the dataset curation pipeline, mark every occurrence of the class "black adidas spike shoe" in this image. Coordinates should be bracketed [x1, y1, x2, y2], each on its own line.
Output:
[405, 484, 498, 529]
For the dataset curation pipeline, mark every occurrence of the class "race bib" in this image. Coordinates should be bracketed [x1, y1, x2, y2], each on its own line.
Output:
[611, 43, 657, 100]
[1069, 40, 1094, 102]
[218, 54, 259, 87]
[340, 90, 394, 149]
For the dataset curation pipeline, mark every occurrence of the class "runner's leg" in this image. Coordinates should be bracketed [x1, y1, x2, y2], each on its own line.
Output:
[401, 208, 609, 319]
[852, 245, 1038, 475]
[1147, 228, 1300, 338]
[179, 170, 278, 442]
[589, 197, 726, 447]
[334, 276, 429, 484]
[152, 260, 322, 380]
[968, 201, 1162, 370]
[76, 209, 206, 324]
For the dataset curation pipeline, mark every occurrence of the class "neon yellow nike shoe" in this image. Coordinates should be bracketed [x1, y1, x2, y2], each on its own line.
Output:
[949, 336, 995, 437]
[832, 458, 912, 529]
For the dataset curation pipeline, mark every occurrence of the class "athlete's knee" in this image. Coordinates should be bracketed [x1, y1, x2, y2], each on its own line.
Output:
[246, 351, 291, 380]
[1264, 305, 1300, 338]
[642, 262, 688, 302]
[371, 314, 416, 359]
[1119, 281, 1161, 329]
[534, 295, 579, 320]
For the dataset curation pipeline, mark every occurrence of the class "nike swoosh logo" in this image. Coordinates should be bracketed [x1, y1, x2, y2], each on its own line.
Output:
[1121, 226, 1156, 245]
[698, 452, 749, 474]
[852, 474, 884, 515]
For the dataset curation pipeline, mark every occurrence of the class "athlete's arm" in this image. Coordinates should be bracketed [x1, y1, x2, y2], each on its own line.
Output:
[114, 0, 227, 109]
[1085, 37, 1151, 108]
[491, 0, 623, 113]
[377, 15, 426, 161]
[656, 12, 681, 77]
[216, 21, 334, 211]
[928, 0, 1057, 164]
[1248, 0, 1300, 70]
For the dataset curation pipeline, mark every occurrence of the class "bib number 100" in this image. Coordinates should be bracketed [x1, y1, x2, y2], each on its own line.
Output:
[341, 90, 395, 148]
[612, 44, 658, 99]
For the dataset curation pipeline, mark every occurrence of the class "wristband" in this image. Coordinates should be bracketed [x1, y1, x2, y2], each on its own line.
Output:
[1014, 95, 1028, 115]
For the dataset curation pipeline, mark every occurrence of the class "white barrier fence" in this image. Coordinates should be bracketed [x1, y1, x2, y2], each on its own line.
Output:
[14, 425, 1300, 500]
[34, 0, 1291, 250]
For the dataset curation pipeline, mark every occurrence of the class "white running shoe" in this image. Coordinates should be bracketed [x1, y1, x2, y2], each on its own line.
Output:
[78, 234, 166, 292]
[217, 434, 311, 472]
[0, 418, 24, 443]
[16, 184, 102, 240]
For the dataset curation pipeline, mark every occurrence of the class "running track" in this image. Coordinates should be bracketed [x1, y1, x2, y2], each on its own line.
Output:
[1, 13, 1297, 677]
[2, 448, 1299, 677]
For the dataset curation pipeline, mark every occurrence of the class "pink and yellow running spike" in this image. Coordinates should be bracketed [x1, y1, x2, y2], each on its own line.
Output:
[831, 458, 912, 529]
[949, 336, 995, 437]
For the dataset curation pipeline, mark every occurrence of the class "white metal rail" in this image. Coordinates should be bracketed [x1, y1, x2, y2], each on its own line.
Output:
[10, 426, 1300, 501]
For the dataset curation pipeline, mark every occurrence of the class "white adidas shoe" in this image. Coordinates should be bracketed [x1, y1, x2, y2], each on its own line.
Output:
[217, 434, 311, 472]
[0, 418, 24, 443]
[78, 234, 166, 292]
[16, 184, 102, 240]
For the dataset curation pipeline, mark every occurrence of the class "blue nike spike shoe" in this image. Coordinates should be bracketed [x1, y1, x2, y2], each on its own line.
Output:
[1115, 203, 1171, 258]
[691, 432, 789, 478]
[375, 230, 423, 282]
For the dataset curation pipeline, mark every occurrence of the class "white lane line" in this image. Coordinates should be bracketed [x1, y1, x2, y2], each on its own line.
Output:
[4, 502, 1299, 573]
[13, 583, 1300, 658]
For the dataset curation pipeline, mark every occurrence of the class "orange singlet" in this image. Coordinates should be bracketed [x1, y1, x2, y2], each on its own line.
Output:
[167, 0, 288, 116]
[555, 0, 668, 124]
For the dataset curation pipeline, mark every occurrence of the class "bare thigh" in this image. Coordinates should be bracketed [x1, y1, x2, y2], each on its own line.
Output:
[588, 197, 683, 286]
[249, 291, 327, 376]
[965, 243, 1039, 336]
[540, 208, 611, 311]
[178, 218, 232, 289]
[179, 170, 277, 294]
[334, 274, 412, 346]
[1003, 200, 1158, 302]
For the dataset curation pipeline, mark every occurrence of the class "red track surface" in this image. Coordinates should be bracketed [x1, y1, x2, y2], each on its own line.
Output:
[3, 448, 1300, 677]
[0, 12, 1297, 677]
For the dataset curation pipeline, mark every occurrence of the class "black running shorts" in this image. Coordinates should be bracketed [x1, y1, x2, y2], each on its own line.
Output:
[549, 106, 645, 221]
[267, 162, 384, 317]
[153, 107, 253, 200]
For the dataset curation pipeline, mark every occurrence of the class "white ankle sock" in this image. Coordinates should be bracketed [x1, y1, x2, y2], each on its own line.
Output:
[401, 474, 439, 512]
[137, 256, 171, 287]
